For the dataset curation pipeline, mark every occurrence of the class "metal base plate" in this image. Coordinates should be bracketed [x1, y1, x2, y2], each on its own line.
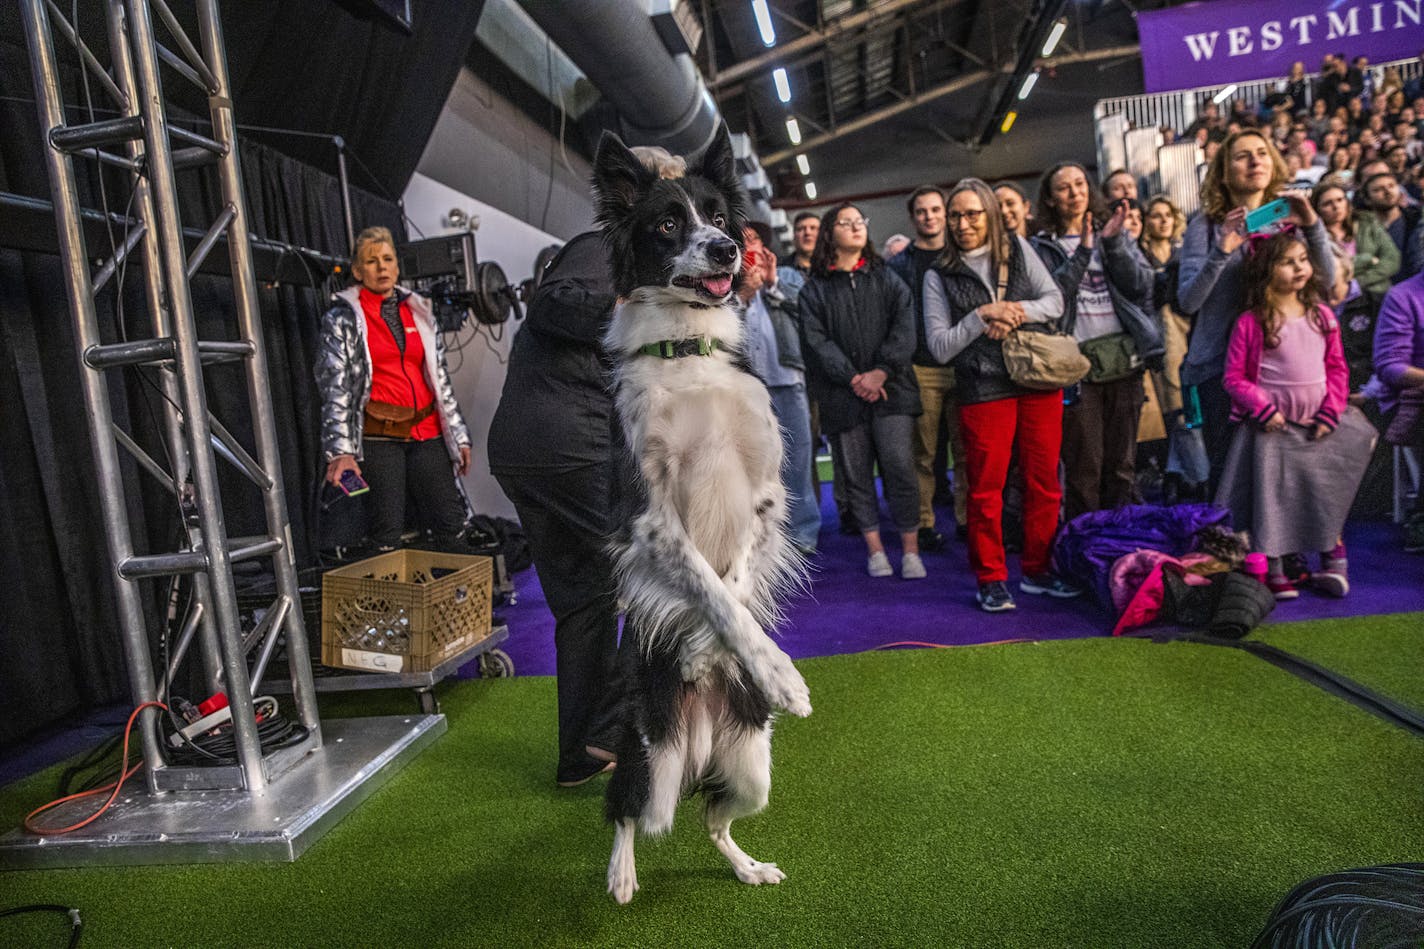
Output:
[0, 714, 445, 870]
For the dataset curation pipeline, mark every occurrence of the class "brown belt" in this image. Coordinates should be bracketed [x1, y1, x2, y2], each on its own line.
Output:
[363, 399, 436, 440]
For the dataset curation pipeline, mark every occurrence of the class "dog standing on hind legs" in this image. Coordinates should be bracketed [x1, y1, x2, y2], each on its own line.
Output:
[591, 127, 812, 905]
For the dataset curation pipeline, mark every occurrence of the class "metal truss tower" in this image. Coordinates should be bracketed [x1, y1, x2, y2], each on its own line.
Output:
[3, 0, 442, 869]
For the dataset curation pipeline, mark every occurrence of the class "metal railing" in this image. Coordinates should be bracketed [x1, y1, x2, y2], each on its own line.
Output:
[1093, 56, 1423, 213]
[1095, 56, 1424, 133]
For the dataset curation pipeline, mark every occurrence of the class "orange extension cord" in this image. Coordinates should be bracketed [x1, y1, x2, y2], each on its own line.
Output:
[23, 701, 166, 836]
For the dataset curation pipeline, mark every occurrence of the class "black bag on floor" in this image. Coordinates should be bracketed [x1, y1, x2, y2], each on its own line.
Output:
[466, 514, 532, 573]
[1162, 569, 1275, 639]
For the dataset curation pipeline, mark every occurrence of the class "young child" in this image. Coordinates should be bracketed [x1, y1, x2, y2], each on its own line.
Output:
[1217, 228, 1376, 599]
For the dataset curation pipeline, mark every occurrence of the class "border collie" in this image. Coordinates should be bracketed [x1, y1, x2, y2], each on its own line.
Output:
[592, 127, 812, 905]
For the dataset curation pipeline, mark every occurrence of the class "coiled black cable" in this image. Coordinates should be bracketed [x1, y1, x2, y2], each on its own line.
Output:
[0, 904, 82, 948]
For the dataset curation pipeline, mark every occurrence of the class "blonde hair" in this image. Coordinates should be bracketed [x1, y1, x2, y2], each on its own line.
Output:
[352, 225, 396, 269]
[628, 145, 685, 179]
[1200, 131, 1290, 223]
[1144, 194, 1187, 244]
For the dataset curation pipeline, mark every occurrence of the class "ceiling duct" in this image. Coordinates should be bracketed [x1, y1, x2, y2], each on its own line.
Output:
[517, 0, 722, 156]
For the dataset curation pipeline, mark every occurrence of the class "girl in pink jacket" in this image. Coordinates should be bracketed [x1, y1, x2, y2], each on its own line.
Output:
[1220, 228, 1370, 600]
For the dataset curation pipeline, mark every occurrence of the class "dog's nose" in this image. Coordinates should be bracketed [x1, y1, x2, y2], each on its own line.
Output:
[708, 238, 738, 268]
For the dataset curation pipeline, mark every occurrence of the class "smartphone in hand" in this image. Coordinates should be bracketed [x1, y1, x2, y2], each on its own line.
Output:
[1245, 198, 1290, 235]
[338, 469, 369, 497]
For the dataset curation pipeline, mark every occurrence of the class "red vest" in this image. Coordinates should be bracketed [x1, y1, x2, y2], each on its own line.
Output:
[359, 287, 440, 441]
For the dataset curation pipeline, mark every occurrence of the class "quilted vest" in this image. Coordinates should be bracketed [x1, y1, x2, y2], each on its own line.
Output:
[933, 238, 1044, 404]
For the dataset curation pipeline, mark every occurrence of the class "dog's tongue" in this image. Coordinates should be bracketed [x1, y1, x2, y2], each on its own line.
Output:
[700, 275, 733, 297]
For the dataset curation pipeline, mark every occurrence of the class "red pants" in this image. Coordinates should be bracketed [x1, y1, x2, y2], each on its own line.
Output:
[957, 391, 1064, 583]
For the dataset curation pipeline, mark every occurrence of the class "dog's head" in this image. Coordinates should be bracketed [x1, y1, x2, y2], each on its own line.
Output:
[592, 125, 749, 303]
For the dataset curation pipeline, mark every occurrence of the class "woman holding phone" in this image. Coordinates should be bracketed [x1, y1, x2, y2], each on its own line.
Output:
[316, 226, 472, 551]
[1177, 130, 1335, 491]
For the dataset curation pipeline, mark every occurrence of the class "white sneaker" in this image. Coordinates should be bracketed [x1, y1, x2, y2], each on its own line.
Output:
[867, 551, 893, 577]
[901, 552, 926, 580]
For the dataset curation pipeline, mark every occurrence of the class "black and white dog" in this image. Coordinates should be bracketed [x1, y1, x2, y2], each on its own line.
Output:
[593, 127, 812, 904]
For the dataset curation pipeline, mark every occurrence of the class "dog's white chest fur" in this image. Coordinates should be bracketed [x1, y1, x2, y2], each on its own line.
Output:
[609, 296, 781, 575]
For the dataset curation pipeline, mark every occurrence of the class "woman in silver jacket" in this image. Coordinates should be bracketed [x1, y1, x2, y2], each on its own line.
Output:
[315, 226, 471, 549]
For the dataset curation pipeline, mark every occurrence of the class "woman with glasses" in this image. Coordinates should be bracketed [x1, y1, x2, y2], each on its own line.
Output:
[799, 203, 925, 579]
[922, 179, 1074, 612]
[1031, 162, 1163, 521]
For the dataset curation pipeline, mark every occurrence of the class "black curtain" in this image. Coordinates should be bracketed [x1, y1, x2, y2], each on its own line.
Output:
[0, 38, 403, 749]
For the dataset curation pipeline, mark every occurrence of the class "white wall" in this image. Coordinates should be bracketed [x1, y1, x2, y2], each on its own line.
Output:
[401, 172, 565, 520]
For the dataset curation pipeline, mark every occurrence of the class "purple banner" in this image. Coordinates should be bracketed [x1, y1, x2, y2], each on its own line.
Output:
[1138, 0, 1424, 94]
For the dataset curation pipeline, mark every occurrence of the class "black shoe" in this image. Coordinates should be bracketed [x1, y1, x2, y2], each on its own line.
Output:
[917, 527, 946, 552]
[1405, 514, 1424, 554]
[1281, 553, 1311, 586]
[556, 757, 616, 787]
[1019, 573, 1083, 598]
[977, 581, 1016, 612]
[954, 523, 968, 541]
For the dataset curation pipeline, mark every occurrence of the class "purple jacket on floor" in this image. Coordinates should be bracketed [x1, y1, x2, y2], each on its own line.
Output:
[1052, 503, 1232, 607]
[1374, 272, 1424, 416]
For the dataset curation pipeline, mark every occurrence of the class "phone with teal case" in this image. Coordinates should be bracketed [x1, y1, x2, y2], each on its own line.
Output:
[1245, 198, 1289, 234]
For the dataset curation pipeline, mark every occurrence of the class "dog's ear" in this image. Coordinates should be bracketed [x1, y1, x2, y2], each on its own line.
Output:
[693, 123, 750, 239]
[592, 131, 655, 229]
[692, 123, 739, 195]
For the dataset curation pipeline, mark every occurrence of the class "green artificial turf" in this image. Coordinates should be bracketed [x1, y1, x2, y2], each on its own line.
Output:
[1252, 612, 1424, 710]
[2, 633, 1422, 948]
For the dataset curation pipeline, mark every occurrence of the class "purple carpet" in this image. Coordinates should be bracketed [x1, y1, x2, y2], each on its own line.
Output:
[5, 496, 1419, 788]
[487, 492, 1424, 679]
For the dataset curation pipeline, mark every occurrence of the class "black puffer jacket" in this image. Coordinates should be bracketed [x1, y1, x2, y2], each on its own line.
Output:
[798, 262, 921, 435]
[487, 232, 614, 473]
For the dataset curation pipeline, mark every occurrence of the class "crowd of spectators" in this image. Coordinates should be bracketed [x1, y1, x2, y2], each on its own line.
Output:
[754, 51, 1424, 612]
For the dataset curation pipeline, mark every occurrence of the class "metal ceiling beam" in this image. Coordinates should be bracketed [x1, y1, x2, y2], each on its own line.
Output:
[761, 42, 1138, 166]
[973, 0, 1067, 146]
[708, 0, 929, 90]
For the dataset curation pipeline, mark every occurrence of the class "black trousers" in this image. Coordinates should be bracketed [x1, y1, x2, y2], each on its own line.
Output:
[1061, 373, 1145, 521]
[496, 463, 623, 780]
[361, 437, 467, 548]
[1195, 374, 1234, 498]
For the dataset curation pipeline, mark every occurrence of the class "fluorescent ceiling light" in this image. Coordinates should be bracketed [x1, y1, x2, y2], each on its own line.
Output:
[1041, 20, 1067, 57]
[796, 153, 810, 175]
[786, 117, 801, 145]
[1018, 70, 1039, 100]
[752, 0, 776, 46]
[773, 67, 791, 103]
[1212, 83, 1238, 104]
[1000, 110, 1018, 134]
[805, 181, 817, 200]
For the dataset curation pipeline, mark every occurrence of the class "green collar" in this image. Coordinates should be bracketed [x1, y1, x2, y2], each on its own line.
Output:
[636, 337, 724, 359]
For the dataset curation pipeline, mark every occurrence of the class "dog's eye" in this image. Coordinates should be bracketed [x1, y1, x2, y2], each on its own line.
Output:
[711, 213, 727, 228]
[658, 218, 678, 234]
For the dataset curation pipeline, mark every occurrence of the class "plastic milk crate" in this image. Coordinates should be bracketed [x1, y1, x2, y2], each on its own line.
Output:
[321, 549, 493, 674]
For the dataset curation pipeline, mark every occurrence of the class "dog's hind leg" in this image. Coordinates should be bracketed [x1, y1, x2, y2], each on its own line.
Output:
[607, 818, 639, 904]
[705, 724, 785, 886]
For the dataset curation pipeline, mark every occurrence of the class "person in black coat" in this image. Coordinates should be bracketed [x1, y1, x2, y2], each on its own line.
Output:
[798, 202, 924, 579]
[487, 231, 622, 787]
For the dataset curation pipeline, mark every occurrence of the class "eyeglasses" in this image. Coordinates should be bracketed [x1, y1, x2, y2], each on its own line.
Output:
[834, 217, 869, 230]
[947, 209, 986, 224]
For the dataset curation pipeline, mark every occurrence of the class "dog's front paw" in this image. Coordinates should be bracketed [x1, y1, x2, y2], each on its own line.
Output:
[680, 648, 714, 683]
[759, 650, 811, 718]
